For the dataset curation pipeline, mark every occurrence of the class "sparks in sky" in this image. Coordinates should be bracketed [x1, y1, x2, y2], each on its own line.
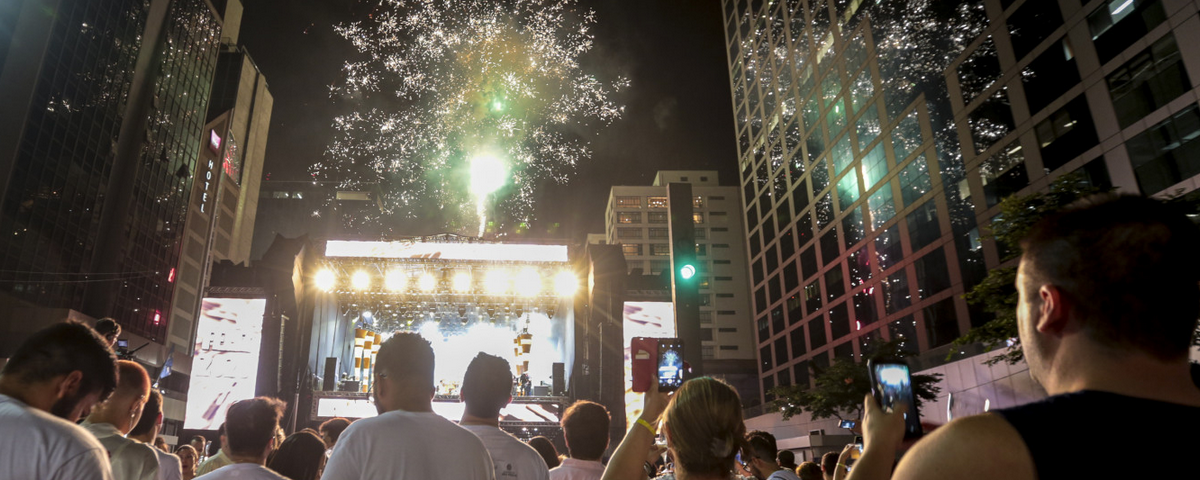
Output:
[315, 0, 627, 236]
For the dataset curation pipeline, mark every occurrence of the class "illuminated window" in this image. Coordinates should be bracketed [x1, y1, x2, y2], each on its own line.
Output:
[897, 157, 932, 207]
[651, 244, 671, 256]
[616, 196, 641, 207]
[693, 212, 705, 224]
[693, 196, 705, 208]
[622, 244, 642, 256]
[617, 212, 641, 224]
[648, 197, 669, 208]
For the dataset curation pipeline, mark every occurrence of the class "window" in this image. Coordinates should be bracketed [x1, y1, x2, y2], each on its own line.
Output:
[958, 36, 1002, 104]
[1023, 39, 1081, 115]
[1127, 103, 1200, 194]
[618, 212, 641, 224]
[710, 211, 728, 216]
[695, 244, 708, 256]
[874, 224, 904, 272]
[1107, 34, 1190, 129]
[906, 200, 940, 251]
[272, 191, 290, 199]
[889, 315, 919, 354]
[914, 247, 951, 299]
[775, 337, 790, 367]
[842, 207, 864, 250]
[820, 227, 840, 266]
[701, 328, 713, 341]
[800, 247, 818, 280]
[1035, 96, 1099, 171]
[717, 310, 736, 315]
[693, 212, 705, 224]
[794, 360, 811, 387]
[715, 260, 732, 265]
[923, 297, 960, 348]
[891, 110, 923, 162]
[898, 157, 932, 206]
[793, 178, 810, 213]
[1006, 0, 1064, 60]
[853, 287, 879, 327]
[829, 302, 851, 340]
[292, 192, 304, 199]
[832, 134, 854, 175]
[712, 227, 728, 232]
[760, 345, 773, 372]
[869, 184, 896, 229]
[825, 266, 845, 301]
[702, 177, 711, 182]
[622, 244, 642, 256]
[833, 342, 854, 361]
[649, 260, 669, 275]
[718, 327, 737, 333]
[848, 246, 871, 287]
[851, 69, 874, 111]
[651, 244, 671, 256]
[1088, 0, 1167, 64]
[617, 228, 643, 239]
[648, 196, 668, 208]
[856, 104, 881, 149]
[716, 293, 734, 298]
[763, 375, 776, 402]
[809, 317, 828, 350]
[836, 171, 860, 210]
[713, 243, 731, 248]
[804, 279, 822, 315]
[695, 228, 707, 239]
[861, 143, 887, 190]
[616, 196, 641, 207]
[649, 228, 669, 239]
[772, 307, 786, 338]
[883, 268, 912, 314]
[981, 141, 1028, 207]
[791, 325, 807, 357]
[648, 212, 668, 223]
[969, 87, 1016, 155]
[719, 345, 739, 350]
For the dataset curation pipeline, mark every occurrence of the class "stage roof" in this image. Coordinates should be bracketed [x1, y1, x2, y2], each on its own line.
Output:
[325, 241, 569, 263]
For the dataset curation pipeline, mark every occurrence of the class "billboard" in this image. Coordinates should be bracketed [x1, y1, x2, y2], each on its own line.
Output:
[622, 301, 676, 430]
[184, 297, 267, 430]
[324, 240, 568, 262]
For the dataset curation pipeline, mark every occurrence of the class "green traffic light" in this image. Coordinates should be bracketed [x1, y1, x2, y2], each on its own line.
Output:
[680, 264, 696, 279]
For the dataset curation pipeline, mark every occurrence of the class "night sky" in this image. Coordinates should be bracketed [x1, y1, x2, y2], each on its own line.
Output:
[238, 0, 737, 241]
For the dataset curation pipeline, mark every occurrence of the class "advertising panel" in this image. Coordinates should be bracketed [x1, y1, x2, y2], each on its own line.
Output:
[622, 301, 676, 429]
[324, 240, 568, 262]
[184, 297, 267, 430]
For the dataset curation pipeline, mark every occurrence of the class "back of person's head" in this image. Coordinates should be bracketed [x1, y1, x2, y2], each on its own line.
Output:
[778, 449, 797, 469]
[130, 389, 163, 437]
[560, 400, 610, 461]
[211, 423, 226, 456]
[375, 332, 435, 393]
[266, 431, 326, 480]
[744, 431, 779, 465]
[1019, 194, 1200, 360]
[663, 377, 745, 477]
[112, 360, 151, 399]
[94, 318, 120, 342]
[820, 452, 839, 476]
[461, 352, 513, 419]
[528, 436, 561, 469]
[224, 397, 286, 458]
[190, 435, 206, 448]
[798, 461, 823, 480]
[318, 417, 350, 447]
[0, 321, 117, 402]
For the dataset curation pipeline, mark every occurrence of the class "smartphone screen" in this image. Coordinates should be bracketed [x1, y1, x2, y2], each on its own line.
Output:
[870, 362, 923, 439]
[656, 339, 684, 392]
[838, 419, 856, 429]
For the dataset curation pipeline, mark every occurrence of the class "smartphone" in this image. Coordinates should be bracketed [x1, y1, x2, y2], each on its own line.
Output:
[866, 358, 923, 440]
[656, 338, 684, 392]
[631, 337, 657, 393]
[117, 339, 129, 349]
[838, 419, 856, 429]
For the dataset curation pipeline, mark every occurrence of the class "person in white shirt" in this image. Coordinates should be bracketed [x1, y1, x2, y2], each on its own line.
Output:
[194, 397, 289, 480]
[549, 400, 611, 480]
[321, 332, 495, 480]
[0, 321, 118, 480]
[459, 353, 551, 480]
[195, 424, 233, 475]
[129, 390, 182, 480]
[742, 431, 801, 480]
[83, 360, 160, 480]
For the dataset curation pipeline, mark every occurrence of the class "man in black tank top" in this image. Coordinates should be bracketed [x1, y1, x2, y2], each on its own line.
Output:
[846, 194, 1200, 480]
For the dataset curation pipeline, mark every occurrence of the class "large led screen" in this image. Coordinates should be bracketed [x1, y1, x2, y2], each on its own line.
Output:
[622, 302, 676, 430]
[184, 297, 267, 430]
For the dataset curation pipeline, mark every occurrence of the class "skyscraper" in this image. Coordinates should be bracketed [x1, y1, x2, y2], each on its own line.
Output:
[0, 0, 221, 347]
[721, 0, 1200, 411]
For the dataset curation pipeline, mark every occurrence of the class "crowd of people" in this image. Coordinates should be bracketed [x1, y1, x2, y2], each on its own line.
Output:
[0, 194, 1196, 480]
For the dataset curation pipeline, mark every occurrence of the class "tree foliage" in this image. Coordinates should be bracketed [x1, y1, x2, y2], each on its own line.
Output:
[770, 339, 942, 421]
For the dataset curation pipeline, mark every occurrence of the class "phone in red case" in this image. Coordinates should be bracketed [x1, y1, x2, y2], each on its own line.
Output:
[631, 336, 656, 393]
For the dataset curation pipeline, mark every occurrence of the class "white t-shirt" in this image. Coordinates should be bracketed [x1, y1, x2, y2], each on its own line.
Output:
[194, 463, 287, 480]
[462, 424, 551, 480]
[767, 468, 802, 480]
[0, 393, 113, 480]
[322, 409, 495, 480]
[153, 448, 182, 480]
[548, 458, 605, 480]
[82, 421, 160, 480]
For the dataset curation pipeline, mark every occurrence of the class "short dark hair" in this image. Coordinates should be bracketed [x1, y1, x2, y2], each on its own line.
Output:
[744, 431, 778, 462]
[821, 451, 839, 472]
[1, 321, 117, 401]
[798, 461, 824, 480]
[560, 400, 610, 461]
[374, 332, 434, 392]
[1020, 194, 1200, 360]
[461, 353, 513, 419]
[130, 390, 162, 437]
[189, 435, 206, 445]
[318, 417, 351, 444]
[224, 397, 286, 457]
[778, 449, 796, 469]
[266, 431, 327, 480]
[94, 318, 120, 338]
[528, 436, 560, 469]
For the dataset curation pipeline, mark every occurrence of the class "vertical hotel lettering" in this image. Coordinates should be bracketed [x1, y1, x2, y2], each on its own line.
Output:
[202, 130, 221, 213]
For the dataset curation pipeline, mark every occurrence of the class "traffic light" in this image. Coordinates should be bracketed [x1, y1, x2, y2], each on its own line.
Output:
[679, 263, 696, 280]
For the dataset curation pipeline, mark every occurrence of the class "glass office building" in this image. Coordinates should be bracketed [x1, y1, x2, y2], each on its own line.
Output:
[722, 0, 1200, 409]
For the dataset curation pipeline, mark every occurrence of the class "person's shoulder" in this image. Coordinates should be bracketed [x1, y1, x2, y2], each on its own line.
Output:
[18, 407, 107, 452]
[893, 413, 1035, 480]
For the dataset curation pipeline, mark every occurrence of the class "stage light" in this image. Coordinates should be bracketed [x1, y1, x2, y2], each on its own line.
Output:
[385, 269, 407, 291]
[362, 310, 373, 319]
[469, 153, 509, 199]
[351, 270, 371, 290]
[452, 272, 472, 292]
[553, 270, 577, 297]
[315, 269, 337, 292]
[547, 304, 557, 318]
[515, 267, 541, 297]
[487, 306, 497, 318]
[484, 269, 511, 295]
[458, 304, 467, 317]
[515, 305, 525, 318]
[418, 272, 437, 292]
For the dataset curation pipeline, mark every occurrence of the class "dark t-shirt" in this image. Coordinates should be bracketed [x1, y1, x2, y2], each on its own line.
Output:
[995, 390, 1200, 479]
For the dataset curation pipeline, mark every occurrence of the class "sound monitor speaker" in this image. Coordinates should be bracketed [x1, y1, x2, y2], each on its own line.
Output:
[323, 357, 339, 391]
[552, 362, 565, 395]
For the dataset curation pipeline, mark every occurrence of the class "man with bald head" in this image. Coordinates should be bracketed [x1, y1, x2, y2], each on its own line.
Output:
[84, 360, 160, 480]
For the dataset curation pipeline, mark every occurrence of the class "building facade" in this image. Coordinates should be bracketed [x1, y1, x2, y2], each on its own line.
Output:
[604, 171, 759, 402]
[721, 0, 1200, 412]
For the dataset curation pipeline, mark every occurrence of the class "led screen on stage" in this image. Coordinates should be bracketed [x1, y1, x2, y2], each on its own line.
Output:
[622, 302, 676, 430]
[324, 240, 568, 262]
[184, 297, 267, 430]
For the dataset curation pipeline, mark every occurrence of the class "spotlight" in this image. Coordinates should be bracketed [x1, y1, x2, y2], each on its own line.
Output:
[547, 304, 557, 318]
[515, 305, 525, 318]
[351, 270, 371, 290]
[452, 272, 472, 292]
[314, 269, 337, 292]
[515, 267, 541, 297]
[385, 269, 407, 291]
[487, 306, 496, 318]
[362, 310, 373, 319]
[484, 269, 511, 295]
[458, 304, 467, 317]
[418, 272, 436, 292]
[553, 270, 578, 297]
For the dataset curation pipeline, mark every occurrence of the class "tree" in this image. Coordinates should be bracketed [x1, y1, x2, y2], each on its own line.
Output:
[770, 339, 942, 422]
[952, 175, 1200, 365]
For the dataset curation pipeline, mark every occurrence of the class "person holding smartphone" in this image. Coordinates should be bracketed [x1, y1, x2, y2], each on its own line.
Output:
[846, 195, 1200, 480]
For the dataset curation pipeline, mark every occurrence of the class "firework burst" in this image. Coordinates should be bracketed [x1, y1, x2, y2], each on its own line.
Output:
[314, 0, 627, 236]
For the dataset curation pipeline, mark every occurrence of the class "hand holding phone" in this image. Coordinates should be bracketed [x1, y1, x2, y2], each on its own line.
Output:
[866, 359, 923, 440]
[656, 339, 684, 392]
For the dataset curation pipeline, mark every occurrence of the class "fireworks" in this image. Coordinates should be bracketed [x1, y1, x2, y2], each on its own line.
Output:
[315, 0, 627, 236]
